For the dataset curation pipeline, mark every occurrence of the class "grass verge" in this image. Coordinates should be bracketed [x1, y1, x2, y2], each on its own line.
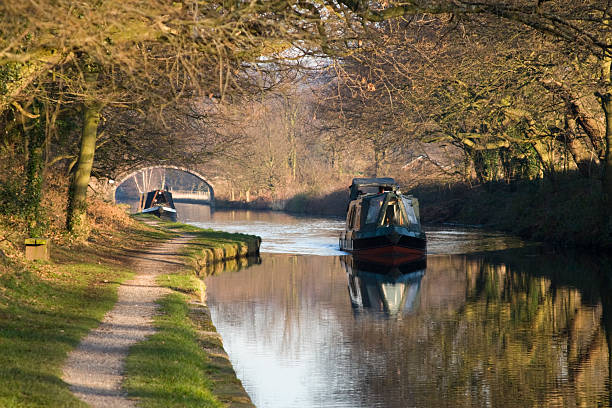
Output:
[125, 264, 255, 407]
[126, 216, 257, 407]
[0, 214, 172, 408]
[0, 261, 133, 407]
[134, 215, 261, 274]
[0, 209, 257, 407]
[123, 293, 224, 408]
[0, 201, 177, 407]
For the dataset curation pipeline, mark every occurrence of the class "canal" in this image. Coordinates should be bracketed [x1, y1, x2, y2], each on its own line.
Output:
[177, 202, 612, 408]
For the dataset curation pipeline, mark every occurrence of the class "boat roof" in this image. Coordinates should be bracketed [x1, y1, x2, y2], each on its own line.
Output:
[350, 177, 398, 188]
[349, 178, 399, 200]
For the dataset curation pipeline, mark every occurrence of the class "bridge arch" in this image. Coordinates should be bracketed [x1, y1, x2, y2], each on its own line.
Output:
[111, 165, 215, 205]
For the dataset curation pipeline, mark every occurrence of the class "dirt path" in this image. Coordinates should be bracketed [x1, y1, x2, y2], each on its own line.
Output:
[62, 234, 192, 408]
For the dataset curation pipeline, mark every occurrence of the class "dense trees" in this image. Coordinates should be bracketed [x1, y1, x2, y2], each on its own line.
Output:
[1, 0, 611, 243]
[325, 0, 611, 205]
[0, 0, 327, 235]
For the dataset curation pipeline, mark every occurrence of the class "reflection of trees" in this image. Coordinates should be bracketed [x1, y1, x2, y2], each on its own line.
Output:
[206, 251, 612, 407]
[344, 255, 611, 408]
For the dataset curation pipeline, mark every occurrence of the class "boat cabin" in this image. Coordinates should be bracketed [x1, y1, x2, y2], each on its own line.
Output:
[345, 179, 421, 233]
[139, 189, 176, 212]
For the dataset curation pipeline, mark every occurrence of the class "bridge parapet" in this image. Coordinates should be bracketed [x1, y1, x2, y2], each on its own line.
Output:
[170, 190, 212, 204]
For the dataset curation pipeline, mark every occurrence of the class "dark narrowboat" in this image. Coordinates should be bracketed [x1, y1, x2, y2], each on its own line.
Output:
[339, 178, 426, 265]
[138, 189, 177, 221]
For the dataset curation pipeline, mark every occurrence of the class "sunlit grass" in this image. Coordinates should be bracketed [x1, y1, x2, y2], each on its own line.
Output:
[133, 216, 261, 271]
[0, 213, 172, 407]
[0, 261, 133, 407]
[124, 293, 223, 408]
[0, 212, 255, 406]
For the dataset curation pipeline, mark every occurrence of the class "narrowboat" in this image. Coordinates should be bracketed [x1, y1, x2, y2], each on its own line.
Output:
[339, 178, 426, 265]
[138, 189, 177, 221]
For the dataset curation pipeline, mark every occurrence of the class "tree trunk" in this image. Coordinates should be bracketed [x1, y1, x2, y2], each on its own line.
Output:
[22, 104, 46, 237]
[541, 79, 606, 159]
[602, 93, 612, 213]
[66, 102, 102, 235]
[564, 113, 598, 177]
[532, 140, 555, 180]
[24, 117, 46, 237]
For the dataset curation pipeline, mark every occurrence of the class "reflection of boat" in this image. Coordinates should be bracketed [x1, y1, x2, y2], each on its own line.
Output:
[339, 178, 426, 265]
[341, 255, 426, 316]
[138, 189, 177, 221]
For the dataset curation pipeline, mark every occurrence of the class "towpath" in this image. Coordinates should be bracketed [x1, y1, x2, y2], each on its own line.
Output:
[62, 233, 192, 408]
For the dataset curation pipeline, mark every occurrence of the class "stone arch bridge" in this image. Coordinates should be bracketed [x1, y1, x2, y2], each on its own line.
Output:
[110, 165, 215, 205]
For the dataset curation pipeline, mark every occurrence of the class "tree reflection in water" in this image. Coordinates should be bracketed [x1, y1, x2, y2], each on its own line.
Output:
[205, 251, 612, 408]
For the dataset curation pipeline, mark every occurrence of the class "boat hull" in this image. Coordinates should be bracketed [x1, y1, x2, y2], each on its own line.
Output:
[341, 232, 426, 266]
[140, 206, 177, 222]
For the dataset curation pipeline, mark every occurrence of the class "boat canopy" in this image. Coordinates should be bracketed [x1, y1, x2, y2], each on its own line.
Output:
[349, 177, 399, 200]
[143, 190, 176, 209]
[360, 192, 421, 231]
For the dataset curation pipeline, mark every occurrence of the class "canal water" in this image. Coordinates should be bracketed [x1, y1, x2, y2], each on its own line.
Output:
[177, 203, 612, 408]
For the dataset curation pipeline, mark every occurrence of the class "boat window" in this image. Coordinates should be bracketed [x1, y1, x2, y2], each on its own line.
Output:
[347, 205, 356, 229]
[401, 196, 418, 224]
[365, 195, 385, 224]
[354, 206, 361, 230]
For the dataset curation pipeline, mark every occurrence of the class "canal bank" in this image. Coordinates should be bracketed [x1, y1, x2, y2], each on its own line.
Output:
[88, 217, 260, 408]
[215, 173, 612, 250]
[0, 208, 258, 407]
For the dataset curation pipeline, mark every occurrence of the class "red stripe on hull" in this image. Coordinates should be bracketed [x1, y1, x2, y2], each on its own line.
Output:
[353, 245, 426, 266]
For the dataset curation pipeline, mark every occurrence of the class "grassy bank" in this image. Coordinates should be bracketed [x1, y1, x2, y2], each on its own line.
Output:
[216, 171, 612, 248]
[0, 206, 170, 407]
[133, 216, 261, 275]
[125, 217, 258, 407]
[125, 282, 254, 407]
[0, 206, 258, 407]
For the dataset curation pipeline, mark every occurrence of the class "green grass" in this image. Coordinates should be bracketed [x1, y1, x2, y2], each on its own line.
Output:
[159, 272, 203, 295]
[125, 218, 255, 407]
[0, 213, 255, 407]
[134, 216, 261, 272]
[0, 261, 133, 407]
[124, 293, 223, 408]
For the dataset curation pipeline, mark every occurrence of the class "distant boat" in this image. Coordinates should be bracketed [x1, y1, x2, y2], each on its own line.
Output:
[138, 189, 177, 221]
[339, 177, 426, 265]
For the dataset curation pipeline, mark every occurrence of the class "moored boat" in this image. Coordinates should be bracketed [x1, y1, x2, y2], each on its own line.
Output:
[339, 177, 426, 265]
[138, 189, 178, 221]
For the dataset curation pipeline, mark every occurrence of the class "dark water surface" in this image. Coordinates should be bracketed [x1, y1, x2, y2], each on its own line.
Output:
[177, 203, 612, 408]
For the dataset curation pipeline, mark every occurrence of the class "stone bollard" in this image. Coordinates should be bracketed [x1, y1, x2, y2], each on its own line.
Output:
[25, 238, 49, 261]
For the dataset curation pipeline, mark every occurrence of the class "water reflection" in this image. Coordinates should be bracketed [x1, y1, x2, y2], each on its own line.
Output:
[197, 255, 261, 277]
[342, 256, 426, 316]
[206, 251, 612, 408]
[159, 205, 612, 407]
